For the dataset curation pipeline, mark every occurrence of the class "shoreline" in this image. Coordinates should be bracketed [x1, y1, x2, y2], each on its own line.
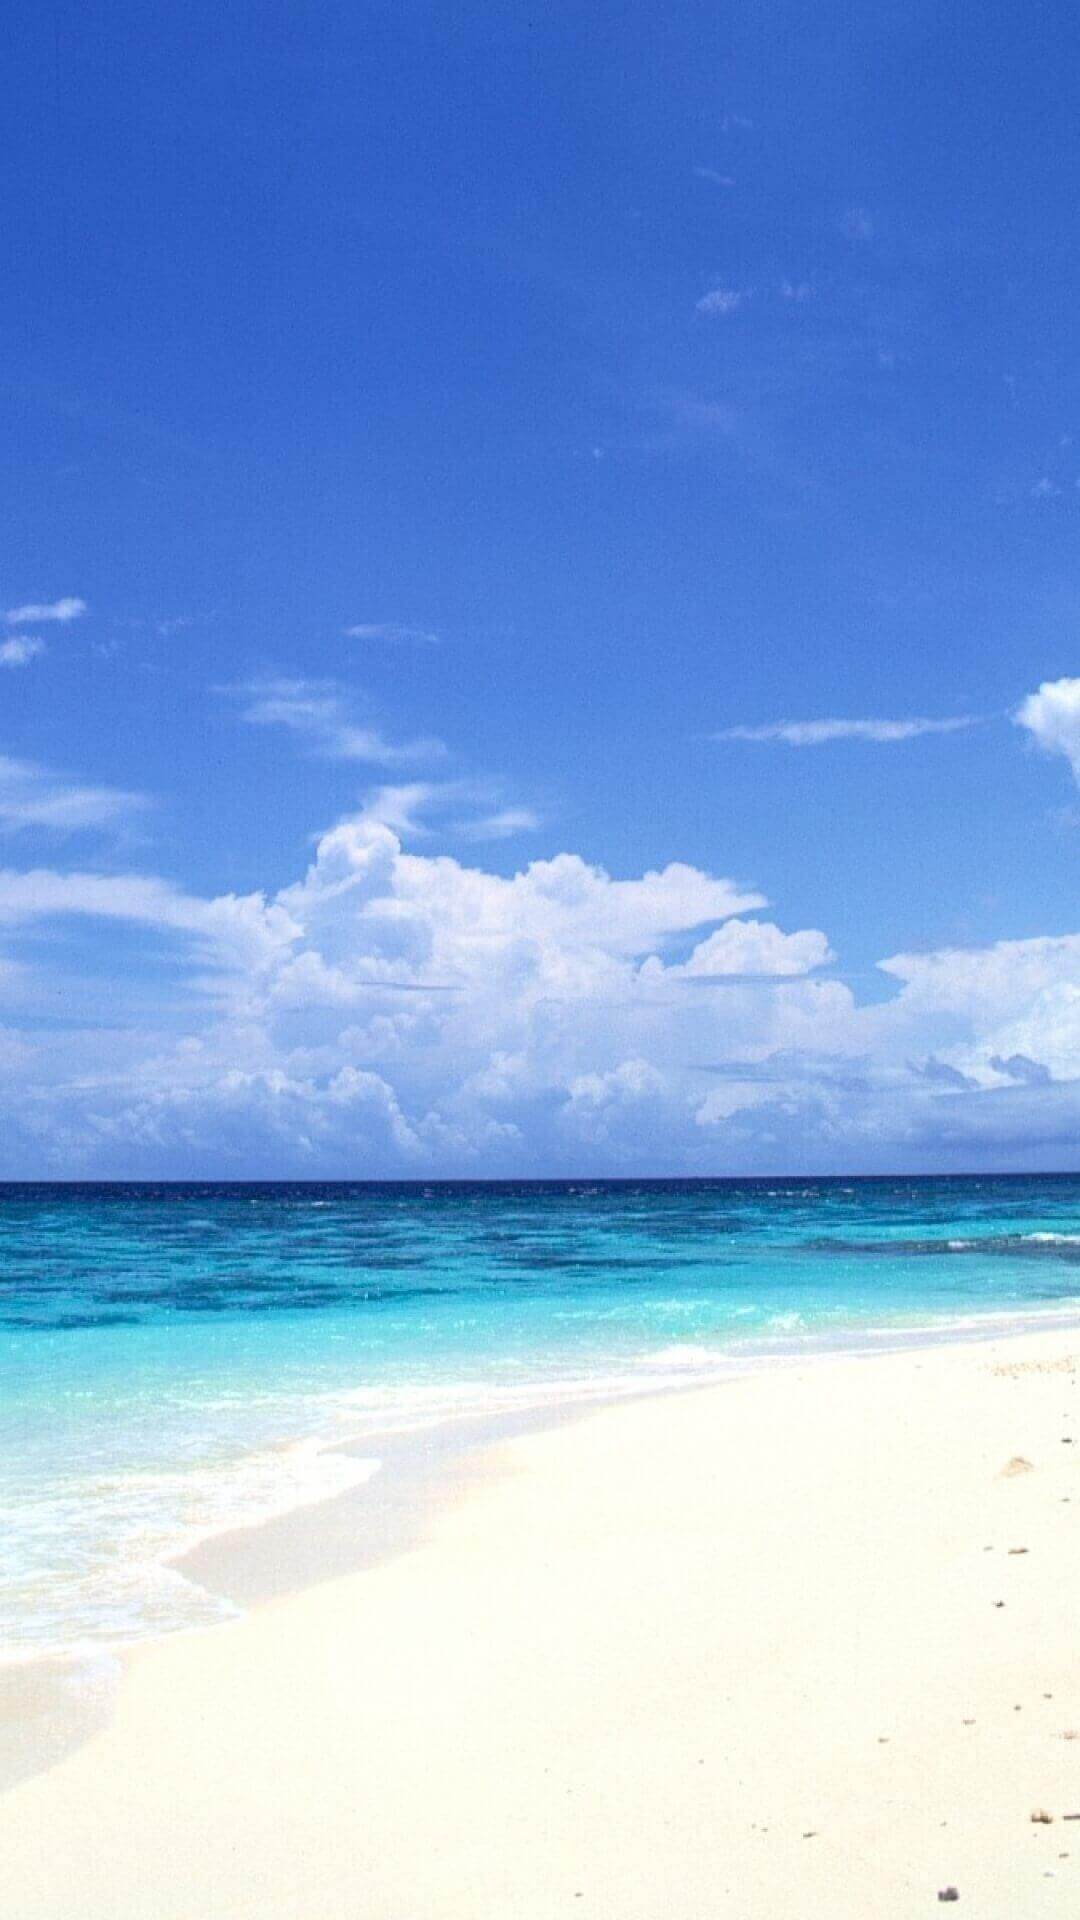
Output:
[7, 1301, 1080, 1796]
[4, 1320, 1080, 1913]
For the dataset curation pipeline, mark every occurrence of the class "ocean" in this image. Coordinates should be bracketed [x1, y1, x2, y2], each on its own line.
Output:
[4, 1174, 1080, 1660]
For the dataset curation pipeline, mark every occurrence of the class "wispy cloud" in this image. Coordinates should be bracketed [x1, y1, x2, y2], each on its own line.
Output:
[357, 783, 539, 843]
[695, 286, 748, 317]
[345, 623, 439, 645]
[356, 783, 443, 837]
[4, 597, 86, 625]
[0, 637, 45, 669]
[693, 167, 735, 188]
[718, 716, 977, 746]
[780, 280, 812, 303]
[235, 678, 446, 766]
[838, 207, 874, 241]
[456, 806, 539, 842]
[0, 754, 146, 832]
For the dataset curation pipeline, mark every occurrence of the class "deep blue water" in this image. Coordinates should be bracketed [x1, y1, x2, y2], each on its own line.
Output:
[4, 1175, 1080, 1655]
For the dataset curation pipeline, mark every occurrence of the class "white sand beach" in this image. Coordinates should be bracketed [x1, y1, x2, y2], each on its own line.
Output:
[4, 1327, 1080, 1917]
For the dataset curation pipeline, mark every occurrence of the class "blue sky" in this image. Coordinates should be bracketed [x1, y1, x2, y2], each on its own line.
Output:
[3, 0, 1080, 1175]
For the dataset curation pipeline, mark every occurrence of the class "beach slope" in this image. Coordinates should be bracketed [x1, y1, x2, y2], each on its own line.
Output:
[4, 1330, 1080, 1917]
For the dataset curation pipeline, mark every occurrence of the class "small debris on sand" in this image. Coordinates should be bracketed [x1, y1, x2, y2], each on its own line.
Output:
[1064, 1731, 1080, 1741]
[802, 1831, 817, 1840]
[937, 1887, 959, 1903]
[1031, 1809, 1054, 1824]
[962, 1718, 975, 1725]
[993, 1600, 1005, 1608]
[1008, 1546, 1029, 1555]
[1000, 1456, 1034, 1476]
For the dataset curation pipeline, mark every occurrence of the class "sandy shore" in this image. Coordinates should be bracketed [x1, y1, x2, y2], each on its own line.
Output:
[4, 1328, 1080, 1916]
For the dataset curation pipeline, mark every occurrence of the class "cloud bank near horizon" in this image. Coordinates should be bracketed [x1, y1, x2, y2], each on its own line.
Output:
[0, 793, 1077, 1178]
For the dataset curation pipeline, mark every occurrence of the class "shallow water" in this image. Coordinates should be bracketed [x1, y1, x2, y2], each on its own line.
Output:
[4, 1175, 1080, 1655]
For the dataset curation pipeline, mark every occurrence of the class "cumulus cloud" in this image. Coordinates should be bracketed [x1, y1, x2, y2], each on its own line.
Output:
[878, 933, 1080, 1092]
[0, 822, 787, 1170]
[693, 167, 735, 187]
[234, 678, 447, 765]
[277, 824, 765, 962]
[719, 716, 977, 745]
[0, 637, 45, 668]
[675, 920, 831, 978]
[5, 597, 86, 624]
[0, 805, 1078, 1175]
[1015, 677, 1080, 782]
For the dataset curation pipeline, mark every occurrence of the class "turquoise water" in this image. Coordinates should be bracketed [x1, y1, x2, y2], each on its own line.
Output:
[4, 1175, 1080, 1657]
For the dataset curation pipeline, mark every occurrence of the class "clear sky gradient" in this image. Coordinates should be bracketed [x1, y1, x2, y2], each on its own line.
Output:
[3, 0, 1080, 1175]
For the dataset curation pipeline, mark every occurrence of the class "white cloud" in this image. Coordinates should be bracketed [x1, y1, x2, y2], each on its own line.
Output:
[454, 807, 539, 842]
[355, 784, 539, 843]
[277, 824, 764, 963]
[0, 821, 787, 1171]
[354, 783, 449, 838]
[719, 716, 976, 745]
[693, 167, 735, 187]
[4, 597, 86, 625]
[696, 286, 748, 317]
[235, 678, 447, 766]
[878, 933, 1080, 1085]
[663, 920, 833, 979]
[0, 637, 45, 668]
[0, 755, 146, 833]
[345, 623, 438, 644]
[694, 1082, 776, 1127]
[1, 803, 1079, 1175]
[0, 867, 296, 976]
[1015, 677, 1080, 782]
